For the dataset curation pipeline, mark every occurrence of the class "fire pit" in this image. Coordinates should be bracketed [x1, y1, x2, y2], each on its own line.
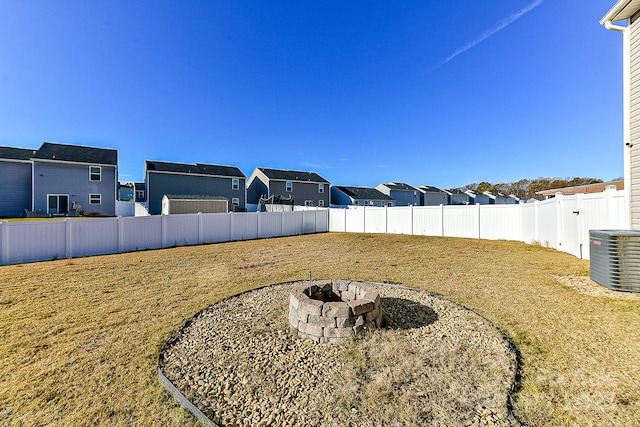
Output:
[288, 279, 382, 343]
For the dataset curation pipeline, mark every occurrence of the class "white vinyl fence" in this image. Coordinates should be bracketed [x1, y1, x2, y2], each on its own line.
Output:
[0, 210, 328, 266]
[329, 189, 627, 260]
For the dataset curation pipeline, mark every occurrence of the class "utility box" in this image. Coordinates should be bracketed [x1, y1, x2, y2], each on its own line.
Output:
[590, 230, 640, 292]
[161, 195, 229, 215]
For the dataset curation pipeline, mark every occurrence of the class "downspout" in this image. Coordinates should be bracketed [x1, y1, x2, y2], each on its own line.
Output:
[604, 19, 632, 228]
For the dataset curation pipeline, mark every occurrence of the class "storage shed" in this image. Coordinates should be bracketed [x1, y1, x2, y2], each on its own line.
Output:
[161, 195, 228, 215]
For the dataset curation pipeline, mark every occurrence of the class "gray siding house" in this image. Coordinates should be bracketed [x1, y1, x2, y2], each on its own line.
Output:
[602, 2, 640, 230]
[0, 146, 35, 217]
[375, 182, 421, 206]
[32, 142, 118, 216]
[145, 160, 246, 215]
[331, 186, 394, 207]
[247, 168, 330, 207]
[465, 190, 491, 205]
[448, 189, 471, 205]
[418, 185, 449, 206]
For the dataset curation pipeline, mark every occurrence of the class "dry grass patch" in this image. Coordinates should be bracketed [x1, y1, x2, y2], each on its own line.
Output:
[1, 233, 639, 426]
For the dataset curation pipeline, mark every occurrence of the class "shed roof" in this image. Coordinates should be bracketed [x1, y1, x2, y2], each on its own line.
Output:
[258, 167, 329, 183]
[33, 142, 117, 165]
[146, 160, 245, 178]
[0, 146, 36, 161]
[163, 194, 229, 201]
[334, 186, 393, 200]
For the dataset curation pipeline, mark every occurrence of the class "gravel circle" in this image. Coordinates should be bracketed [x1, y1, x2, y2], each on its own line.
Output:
[160, 282, 520, 427]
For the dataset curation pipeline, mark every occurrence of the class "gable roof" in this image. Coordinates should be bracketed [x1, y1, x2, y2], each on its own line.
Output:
[33, 142, 117, 165]
[335, 186, 393, 201]
[0, 146, 36, 161]
[258, 167, 329, 183]
[146, 160, 245, 178]
[383, 182, 418, 192]
[536, 180, 624, 197]
[419, 185, 447, 193]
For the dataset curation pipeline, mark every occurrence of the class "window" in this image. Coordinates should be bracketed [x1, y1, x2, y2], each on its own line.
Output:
[232, 178, 239, 190]
[387, 202, 393, 207]
[286, 181, 292, 192]
[232, 198, 240, 206]
[305, 200, 313, 207]
[318, 200, 324, 207]
[89, 194, 101, 205]
[89, 166, 101, 181]
[319, 184, 324, 193]
[136, 190, 145, 199]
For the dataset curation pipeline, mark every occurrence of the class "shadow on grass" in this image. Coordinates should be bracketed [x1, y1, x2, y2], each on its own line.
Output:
[381, 297, 438, 329]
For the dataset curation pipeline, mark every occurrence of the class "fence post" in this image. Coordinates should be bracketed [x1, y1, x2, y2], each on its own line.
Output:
[534, 200, 540, 244]
[118, 216, 124, 253]
[556, 194, 564, 251]
[65, 218, 72, 258]
[0, 221, 7, 266]
[198, 212, 203, 244]
[161, 214, 168, 248]
[410, 205, 414, 235]
[229, 212, 234, 241]
[440, 204, 445, 237]
[476, 204, 481, 239]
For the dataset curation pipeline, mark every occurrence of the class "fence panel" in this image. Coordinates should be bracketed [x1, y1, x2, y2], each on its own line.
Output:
[231, 213, 259, 241]
[386, 207, 412, 234]
[520, 203, 537, 244]
[200, 213, 231, 243]
[443, 206, 478, 238]
[364, 207, 387, 233]
[3, 221, 66, 264]
[70, 218, 119, 257]
[479, 205, 521, 241]
[282, 211, 304, 236]
[536, 199, 558, 248]
[164, 214, 200, 246]
[302, 210, 318, 234]
[258, 212, 283, 238]
[315, 209, 329, 233]
[120, 215, 163, 251]
[412, 206, 443, 236]
[345, 209, 365, 233]
[329, 209, 346, 232]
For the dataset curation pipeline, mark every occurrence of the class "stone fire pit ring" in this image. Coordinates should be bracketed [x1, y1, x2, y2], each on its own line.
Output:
[288, 280, 383, 343]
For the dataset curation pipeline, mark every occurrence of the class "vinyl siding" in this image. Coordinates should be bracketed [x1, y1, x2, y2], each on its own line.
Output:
[630, 17, 640, 229]
[268, 181, 329, 206]
[147, 172, 245, 215]
[33, 162, 117, 216]
[0, 161, 32, 216]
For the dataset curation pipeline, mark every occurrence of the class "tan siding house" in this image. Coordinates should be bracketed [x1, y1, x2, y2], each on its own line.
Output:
[602, 1, 640, 229]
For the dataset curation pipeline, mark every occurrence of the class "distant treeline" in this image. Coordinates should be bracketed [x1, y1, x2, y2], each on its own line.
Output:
[460, 177, 609, 200]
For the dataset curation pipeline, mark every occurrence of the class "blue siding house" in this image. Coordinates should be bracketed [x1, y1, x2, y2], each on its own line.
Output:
[247, 168, 330, 207]
[0, 146, 35, 217]
[375, 182, 421, 206]
[331, 186, 394, 207]
[418, 185, 450, 206]
[144, 160, 246, 215]
[32, 142, 118, 216]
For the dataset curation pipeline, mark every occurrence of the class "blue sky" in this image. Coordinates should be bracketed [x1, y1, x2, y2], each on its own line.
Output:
[0, 1, 625, 188]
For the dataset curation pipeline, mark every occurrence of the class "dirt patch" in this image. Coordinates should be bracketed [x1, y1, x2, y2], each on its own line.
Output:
[553, 275, 640, 300]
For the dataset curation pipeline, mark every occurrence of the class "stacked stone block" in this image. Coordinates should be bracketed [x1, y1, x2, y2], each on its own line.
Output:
[288, 280, 382, 344]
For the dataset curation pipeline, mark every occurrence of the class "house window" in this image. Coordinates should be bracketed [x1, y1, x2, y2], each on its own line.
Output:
[89, 166, 101, 181]
[136, 190, 145, 199]
[47, 194, 69, 215]
[286, 181, 292, 192]
[354, 201, 359, 205]
[319, 184, 324, 193]
[89, 194, 101, 205]
[305, 200, 313, 207]
[387, 202, 393, 207]
[318, 200, 325, 207]
[232, 198, 240, 206]
[232, 178, 239, 190]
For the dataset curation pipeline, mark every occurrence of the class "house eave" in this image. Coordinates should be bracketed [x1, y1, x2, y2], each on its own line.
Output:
[147, 169, 245, 180]
[31, 158, 117, 168]
[601, 0, 640, 25]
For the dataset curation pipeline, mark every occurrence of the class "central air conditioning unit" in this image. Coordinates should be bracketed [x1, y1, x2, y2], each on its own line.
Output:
[590, 230, 640, 292]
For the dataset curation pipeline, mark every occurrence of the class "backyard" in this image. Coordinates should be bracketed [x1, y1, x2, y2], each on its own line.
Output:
[0, 233, 639, 426]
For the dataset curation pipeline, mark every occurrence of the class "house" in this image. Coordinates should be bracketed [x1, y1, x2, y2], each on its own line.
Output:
[247, 168, 330, 208]
[601, 3, 640, 229]
[447, 189, 471, 205]
[144, 160, 246, 215]
[418, 185, 449, 206]
[535, 180, 624, 200]
[0, 146, 35, 217]
[118, 183, 134, 201]
[464, 190, 490, 205]
[331, 186, 395, 207]
[134, 182, 146, 203]
[482, 191, 519, 204]
[32, 142, 118, 216]
[375, 182, 421, 206]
